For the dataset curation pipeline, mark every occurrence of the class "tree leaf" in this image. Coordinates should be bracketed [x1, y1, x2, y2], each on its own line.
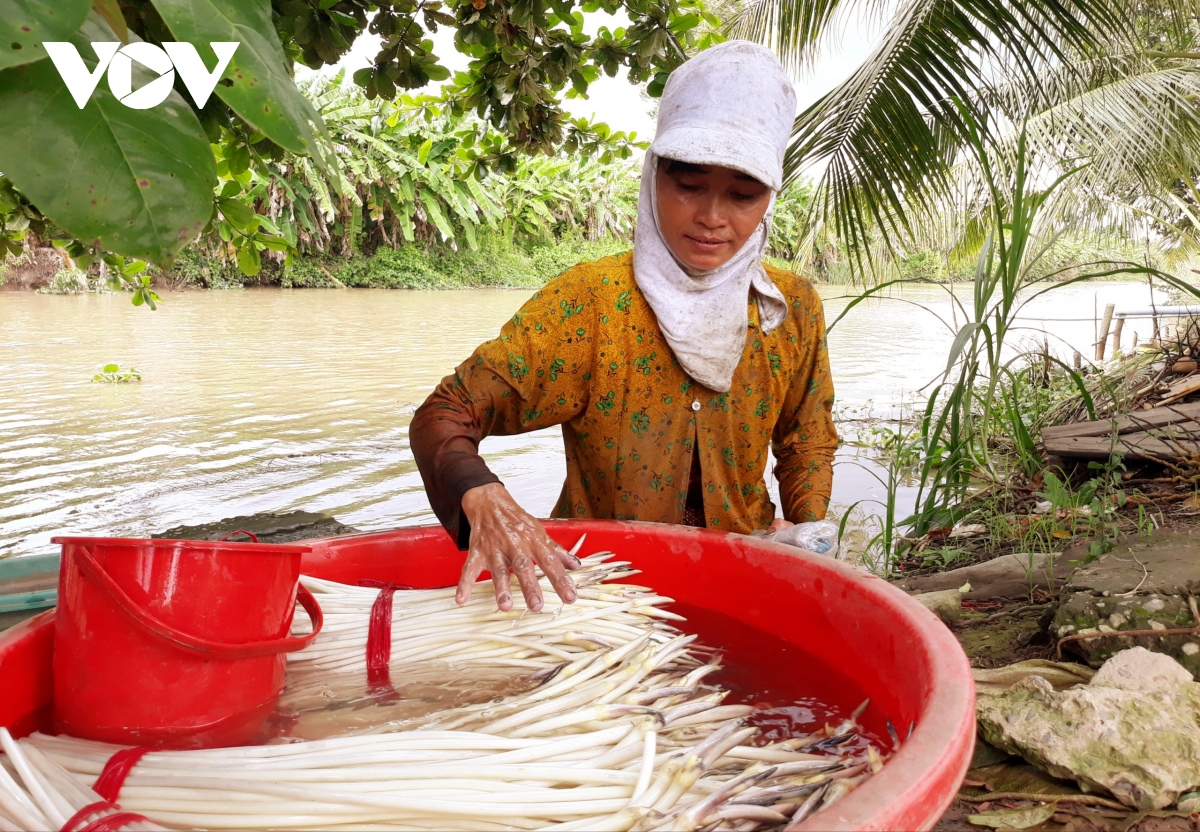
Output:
[217, 197, 256, 231]
[148, 0, 329, 159]
[968, 802, 1057, 829]
[236, 240, 261, 275]
[0, 0, 91, 70]
[226, 144, 251, 175]
[90, 0, 128, 43]
[419, 188, 454, 240]
[0, 13, 216, 265]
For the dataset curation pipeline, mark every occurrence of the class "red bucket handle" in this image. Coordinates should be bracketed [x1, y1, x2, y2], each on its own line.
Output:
[73, 545, 323, 659]
[218, 530, 259, 543]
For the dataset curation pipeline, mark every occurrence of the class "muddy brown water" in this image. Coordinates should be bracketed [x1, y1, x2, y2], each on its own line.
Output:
[0, 281, 1158, 560]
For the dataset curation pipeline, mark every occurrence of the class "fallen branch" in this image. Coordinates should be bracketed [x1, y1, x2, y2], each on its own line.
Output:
[958, 791, 1129, 811]
[960, 604, 1050, 626]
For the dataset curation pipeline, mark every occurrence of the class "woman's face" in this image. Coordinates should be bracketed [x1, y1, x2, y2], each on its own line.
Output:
[655, 160, 772, 271]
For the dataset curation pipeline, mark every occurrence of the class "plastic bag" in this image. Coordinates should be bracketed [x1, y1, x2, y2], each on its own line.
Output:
[762, 521, 838, 556]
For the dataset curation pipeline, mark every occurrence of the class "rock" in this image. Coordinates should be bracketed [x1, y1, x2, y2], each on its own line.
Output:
[1051, 592, 1200, 678]
[1063, 528, 1200, 596]
[976, 650, 1200, 809]
[154, 511, 359, 544]
[912, 587, 966, 623]
[1090, 646, 1194, 691]
[892, 551, 1074, 600]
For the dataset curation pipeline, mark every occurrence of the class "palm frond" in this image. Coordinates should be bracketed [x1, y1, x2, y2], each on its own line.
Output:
[747, 0, 1189, 276]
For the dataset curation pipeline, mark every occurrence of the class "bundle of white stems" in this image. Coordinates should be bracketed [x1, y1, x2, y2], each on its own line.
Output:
[290, 545, 683, 678]
[0, 545, 883, 832]
[0, 727, 166, 832]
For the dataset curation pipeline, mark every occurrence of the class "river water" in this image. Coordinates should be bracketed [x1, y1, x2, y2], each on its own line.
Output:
[0, 280, 1160, 559]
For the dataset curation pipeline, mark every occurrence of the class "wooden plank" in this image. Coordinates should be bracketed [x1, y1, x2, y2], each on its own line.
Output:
[1161, 376, 1200, 406]
[1042, 429, 1200, 461]
[1165, 373, 1200, 397]
[1041, 401, 1200, 440]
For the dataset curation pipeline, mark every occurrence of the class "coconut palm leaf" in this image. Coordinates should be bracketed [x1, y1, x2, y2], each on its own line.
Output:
[730, 0, 1198, 274]
[914, 43, 1200, 269]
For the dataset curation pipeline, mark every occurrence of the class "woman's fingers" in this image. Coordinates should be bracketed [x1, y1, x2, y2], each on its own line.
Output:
[555, 546, 583, 570]
[535, 538, 578, 604]
[487, 548, 515, 611]
[456, 550, 487, 605]
[510, 552, 545, 612]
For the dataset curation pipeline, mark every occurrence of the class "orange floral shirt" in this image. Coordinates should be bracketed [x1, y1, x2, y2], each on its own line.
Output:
[411, 252, 838, 542]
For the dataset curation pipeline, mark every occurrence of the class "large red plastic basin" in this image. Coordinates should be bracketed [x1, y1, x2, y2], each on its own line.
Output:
[0, 520, 974, 830]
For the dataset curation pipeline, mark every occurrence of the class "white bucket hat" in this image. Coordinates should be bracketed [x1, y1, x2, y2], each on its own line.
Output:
[649, 41, 797, 191]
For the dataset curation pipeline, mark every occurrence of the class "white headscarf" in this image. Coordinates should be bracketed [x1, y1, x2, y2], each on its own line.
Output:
[632, 41, 798, 393]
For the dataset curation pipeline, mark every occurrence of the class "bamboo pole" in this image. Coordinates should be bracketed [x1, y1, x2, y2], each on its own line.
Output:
[1096, 304, 1115, 360]
[1111, 317, 1125, 356]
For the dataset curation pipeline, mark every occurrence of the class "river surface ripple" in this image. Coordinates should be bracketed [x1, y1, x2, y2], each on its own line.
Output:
[0, 281, 1157, 558]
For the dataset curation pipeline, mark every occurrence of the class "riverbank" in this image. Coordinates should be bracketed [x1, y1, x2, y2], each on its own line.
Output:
[2, 229, 1174, 293]
[877, 334, 1200, 828]
[1, 234, 633, 293]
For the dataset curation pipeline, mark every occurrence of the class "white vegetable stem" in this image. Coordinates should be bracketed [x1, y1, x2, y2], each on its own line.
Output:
[2, 543, 882, 831]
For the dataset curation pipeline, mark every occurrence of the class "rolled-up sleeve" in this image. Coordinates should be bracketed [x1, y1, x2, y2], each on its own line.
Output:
[411, 285, 592, 548]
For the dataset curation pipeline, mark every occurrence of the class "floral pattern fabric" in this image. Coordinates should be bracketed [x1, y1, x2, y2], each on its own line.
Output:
[412, 252, 837, 539]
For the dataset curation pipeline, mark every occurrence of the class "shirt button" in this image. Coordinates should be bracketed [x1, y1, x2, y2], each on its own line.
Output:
[691, 400, 701, 412]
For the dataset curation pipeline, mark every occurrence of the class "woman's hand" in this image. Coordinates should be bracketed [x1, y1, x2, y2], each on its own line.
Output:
[458, 482, 580, 612]
[768, 518, 795, 533]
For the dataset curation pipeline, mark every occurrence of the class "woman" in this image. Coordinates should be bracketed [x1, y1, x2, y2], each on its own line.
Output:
[411, 41, 838, 612]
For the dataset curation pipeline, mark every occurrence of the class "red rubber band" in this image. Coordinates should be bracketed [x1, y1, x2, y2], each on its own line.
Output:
[77, 811, 152, 832]
[93, 747, 149, 802]
[357, 580, 411, 698]
[60, 801, 116, 832]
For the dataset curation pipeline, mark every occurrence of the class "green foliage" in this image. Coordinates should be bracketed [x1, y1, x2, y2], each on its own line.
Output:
[151, 0, 328, 157]
[0, 0, 712, 279]
[163, 248, 247, 289]
[277, 259, 341, 288]
[837, 117, 1172, 575]
[840, 434, 910, 578]
[901, 118, 1165, 548]
[0, 14, 217, 266]
[766, 179, 812, 259]
[177, 78, 644, 281]
[91, 363, 141, 384]
[732, 0, 1198, 280]
[329, 231, 628, 289]
[525, 233, 630, 279]
[0, 0, 91, 70]
[37, 267, 91, 294]
[0, 177, 36, 258]
[337, 245, 449, 289]
[899, 249, 946, 282]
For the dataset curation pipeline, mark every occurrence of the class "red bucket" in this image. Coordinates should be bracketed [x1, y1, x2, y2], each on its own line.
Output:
[51, 532, 322, 748]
